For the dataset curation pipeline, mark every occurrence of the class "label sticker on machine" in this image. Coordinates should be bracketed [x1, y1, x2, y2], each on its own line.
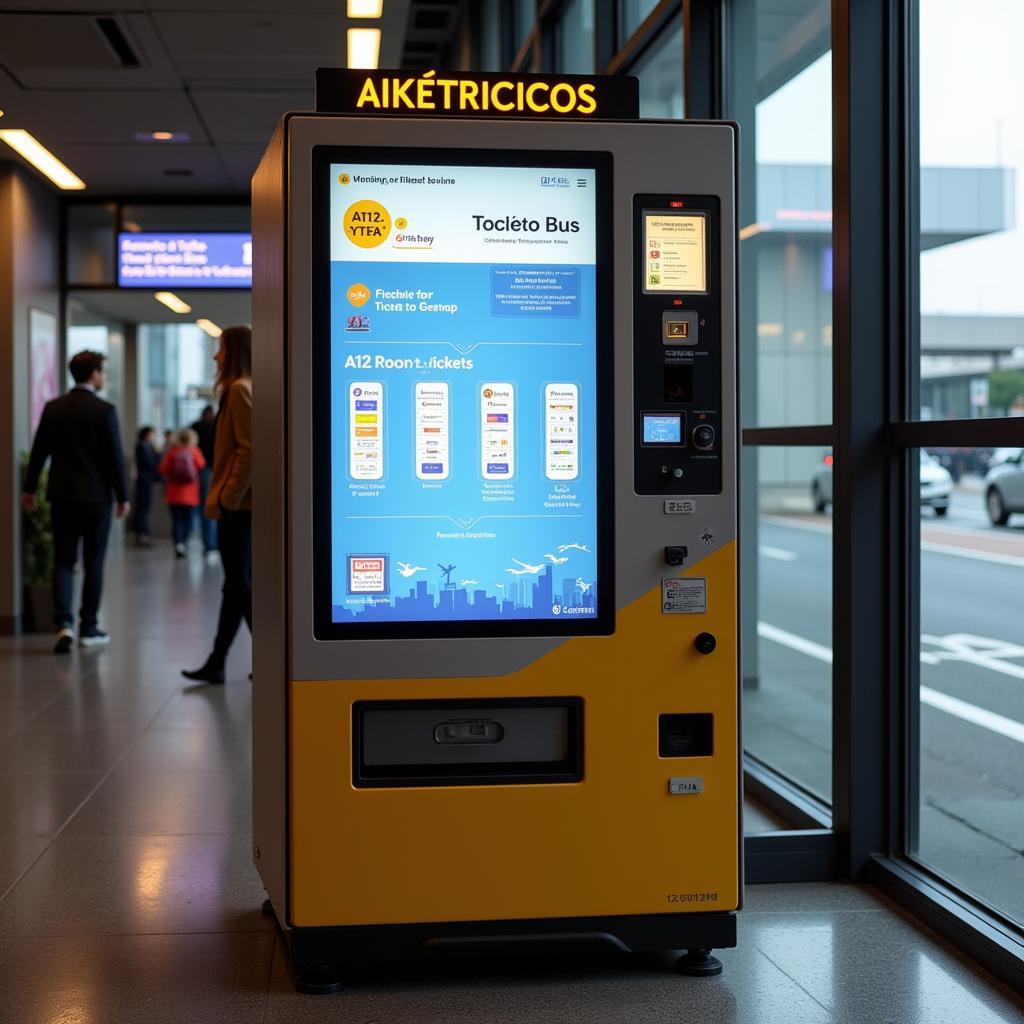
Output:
[668, 776, 704, 795]
[662, 576, 707, 614]
[664, 498, 695, 515]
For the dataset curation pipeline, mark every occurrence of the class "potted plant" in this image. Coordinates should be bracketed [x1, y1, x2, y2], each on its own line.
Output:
[20, 453, 54, 633]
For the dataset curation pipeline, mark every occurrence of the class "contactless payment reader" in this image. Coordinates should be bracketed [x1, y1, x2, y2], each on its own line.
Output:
[251, 69, 740, 990]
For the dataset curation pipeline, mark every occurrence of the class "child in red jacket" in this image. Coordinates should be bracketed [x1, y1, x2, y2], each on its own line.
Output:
[159, 428, 207, 558]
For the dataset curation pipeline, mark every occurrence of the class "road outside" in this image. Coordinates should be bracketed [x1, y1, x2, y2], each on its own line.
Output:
[746, 480, 1024, 925]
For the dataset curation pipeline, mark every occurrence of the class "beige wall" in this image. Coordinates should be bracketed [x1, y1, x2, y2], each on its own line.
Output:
[0, 163, 60, 633]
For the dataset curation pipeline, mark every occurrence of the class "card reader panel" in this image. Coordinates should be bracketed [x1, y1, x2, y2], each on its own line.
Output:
[633, 194, 722, 495]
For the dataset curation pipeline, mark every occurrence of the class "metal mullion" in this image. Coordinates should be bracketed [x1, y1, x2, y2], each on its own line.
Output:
[832, 0, 892, 881]
[901, 0, 922, 861]
[891, 417, 1024, 448]
[603, 0, 681, 75]
[594, 0, 616, 72]
[870, 856, 1024, 994]
[683, 0, 723, 119]
[741, 426, 836, 446]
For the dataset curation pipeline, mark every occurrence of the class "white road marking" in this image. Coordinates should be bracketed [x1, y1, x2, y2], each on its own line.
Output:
[760, 514, 1024, 568]
[918, 688, 1024, 745]
[921, 633, 1024, 681]
[919, 540, 1024, 570]
[759, 545, 797, 561]
[757, 621, 1024, 745]
[758, 621, 832, 662]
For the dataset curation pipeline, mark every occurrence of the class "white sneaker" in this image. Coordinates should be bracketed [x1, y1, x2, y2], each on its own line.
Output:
[174, 544, 187, 559]
[79, 630, 110, 649]
[53, 628, 74, 654]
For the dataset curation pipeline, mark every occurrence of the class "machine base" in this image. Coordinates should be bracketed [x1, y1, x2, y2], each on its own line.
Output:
[276, 911, 736, 992]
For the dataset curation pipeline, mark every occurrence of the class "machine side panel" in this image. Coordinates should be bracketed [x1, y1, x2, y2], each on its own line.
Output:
[251, 122, 288, 915]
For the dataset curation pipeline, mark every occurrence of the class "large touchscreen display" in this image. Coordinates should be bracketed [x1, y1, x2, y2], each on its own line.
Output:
[325, 156, 607, 629]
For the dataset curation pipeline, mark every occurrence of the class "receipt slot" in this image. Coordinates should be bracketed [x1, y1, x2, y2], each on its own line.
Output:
[252, 69, 740, 990]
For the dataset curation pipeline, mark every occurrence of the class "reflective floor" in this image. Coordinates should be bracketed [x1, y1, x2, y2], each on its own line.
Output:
[1, 539, 1022, 1023]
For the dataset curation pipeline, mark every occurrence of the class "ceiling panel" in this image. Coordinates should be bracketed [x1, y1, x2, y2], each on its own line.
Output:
[0, 89, 208, 145]
[0, 0, 433, 195]
[55, 143, 233, 194]
[0, 13, 180, 90]
[191, 89, 312, 144]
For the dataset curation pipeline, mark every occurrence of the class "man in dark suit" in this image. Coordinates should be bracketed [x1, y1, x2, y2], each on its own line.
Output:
[22, 350, 130, 653]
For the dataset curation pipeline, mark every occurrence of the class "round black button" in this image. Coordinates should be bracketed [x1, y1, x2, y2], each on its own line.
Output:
[694, 632, 717, 655]
[693, 425, 715, 450]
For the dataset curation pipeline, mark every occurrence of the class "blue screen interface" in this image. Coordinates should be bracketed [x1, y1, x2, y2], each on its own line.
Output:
[328, 161, 600, 624]
[643, 414, 682, 444]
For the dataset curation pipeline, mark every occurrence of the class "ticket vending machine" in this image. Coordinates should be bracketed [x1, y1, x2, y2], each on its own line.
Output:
[252, 70, 740, 990]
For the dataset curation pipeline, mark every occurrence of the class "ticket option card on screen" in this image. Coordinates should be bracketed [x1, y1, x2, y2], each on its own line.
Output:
[321, 154, 610, 632]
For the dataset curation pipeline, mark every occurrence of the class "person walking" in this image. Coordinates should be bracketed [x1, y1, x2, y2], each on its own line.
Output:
[159, 427, 206, 558]
[133, 426, 160, 547]
[183, 326, 252, 684]
[190, 404, 218, 557]
[21, 350, 130, 653]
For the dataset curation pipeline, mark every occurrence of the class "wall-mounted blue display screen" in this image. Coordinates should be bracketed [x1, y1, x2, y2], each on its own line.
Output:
[318, 152, 612, 635]
[117, 232, 252, 287]
[643, 414, 682, 444]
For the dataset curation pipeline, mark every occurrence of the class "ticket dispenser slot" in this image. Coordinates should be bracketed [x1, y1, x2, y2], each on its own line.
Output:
[634, 195, 723, 495]
[354, 698, 583, 787]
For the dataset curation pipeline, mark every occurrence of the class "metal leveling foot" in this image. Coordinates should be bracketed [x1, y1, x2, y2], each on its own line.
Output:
[675, 948, 723, 977]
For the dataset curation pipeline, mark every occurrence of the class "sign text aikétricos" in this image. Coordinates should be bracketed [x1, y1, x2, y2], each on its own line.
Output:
[315, 69, 639, 121]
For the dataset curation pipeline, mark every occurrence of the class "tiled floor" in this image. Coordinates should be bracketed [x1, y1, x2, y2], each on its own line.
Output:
[1, 540, 1022, 1023]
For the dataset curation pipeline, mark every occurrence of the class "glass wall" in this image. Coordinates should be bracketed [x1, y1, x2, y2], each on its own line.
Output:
[911, 0, 1024, 934]
[918, 0, 1022, 422]
[137, 324, 217, 437]
[634, 19, 684, 120]
[619, 0, 660, 44]
[556, 0, 594, 74]
[914, 445, 1024, 926]
[66, 298, 126, 411]
[727, 0, 834, 806]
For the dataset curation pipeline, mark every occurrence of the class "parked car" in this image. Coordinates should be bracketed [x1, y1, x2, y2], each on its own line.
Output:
[987, 447, 1023, 471]
[984, 451, 1024, 525]
[926, 447, 993, 481]
[812, 451, 952, 515]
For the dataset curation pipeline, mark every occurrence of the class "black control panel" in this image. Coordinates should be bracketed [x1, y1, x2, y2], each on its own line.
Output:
[633, 193, 722, 495]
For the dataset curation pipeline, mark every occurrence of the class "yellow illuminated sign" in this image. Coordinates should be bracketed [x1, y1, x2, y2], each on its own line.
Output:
[354, 70, 598, 117]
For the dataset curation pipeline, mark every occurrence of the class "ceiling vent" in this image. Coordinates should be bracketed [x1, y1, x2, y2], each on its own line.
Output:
[0, 14, 141, 71]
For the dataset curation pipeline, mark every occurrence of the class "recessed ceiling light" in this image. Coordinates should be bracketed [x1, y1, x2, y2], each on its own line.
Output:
[347, 27, 381, 69]
[154, 291, 192, 314]
[134, 131, 190, 143]
[0, 129, 85, 190]
[348, 0, 383, 15]
[196, 318, 222, 338]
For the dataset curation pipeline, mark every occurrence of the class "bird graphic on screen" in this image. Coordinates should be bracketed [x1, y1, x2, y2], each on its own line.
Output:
[396, 562, 427, 578]
[506, 559, 546, 575]
[558, 542, 591, 554]
[544, 553, 569, 564]
[459, 579, 479, 587]
[576, 578, 594, 594]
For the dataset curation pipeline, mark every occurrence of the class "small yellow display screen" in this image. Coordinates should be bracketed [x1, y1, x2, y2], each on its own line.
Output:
[643, 211, 707, 293]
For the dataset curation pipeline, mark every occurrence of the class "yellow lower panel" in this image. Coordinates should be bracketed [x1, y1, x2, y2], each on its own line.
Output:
[290, 542, 739, 927]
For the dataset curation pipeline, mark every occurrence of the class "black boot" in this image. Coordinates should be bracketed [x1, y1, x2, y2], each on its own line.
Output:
[182, 659, 225, 685]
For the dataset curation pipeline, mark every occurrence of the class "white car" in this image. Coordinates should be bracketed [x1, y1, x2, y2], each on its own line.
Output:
[812, 450, 952, 516]
[984, 452, 1024, 525]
